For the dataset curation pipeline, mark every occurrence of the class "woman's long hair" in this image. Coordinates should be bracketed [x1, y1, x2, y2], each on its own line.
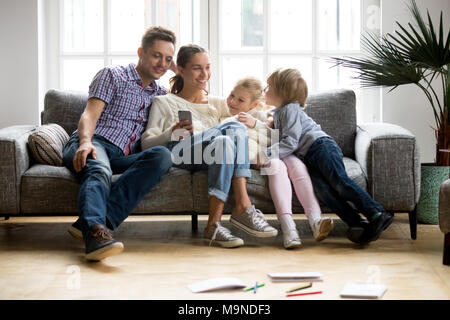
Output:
[170, 44, 207, 94]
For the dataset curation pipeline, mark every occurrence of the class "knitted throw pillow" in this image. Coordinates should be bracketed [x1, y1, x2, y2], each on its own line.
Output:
[28, 123, 70, 166]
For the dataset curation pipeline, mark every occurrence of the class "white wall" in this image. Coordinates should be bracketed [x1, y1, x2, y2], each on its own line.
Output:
[381, 0, 450, 163]
[0, 0, 40, 129]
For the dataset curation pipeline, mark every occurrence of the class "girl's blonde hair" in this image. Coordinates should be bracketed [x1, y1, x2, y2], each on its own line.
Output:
[267, 68, 308, 107]
[233, 77, 263, 103]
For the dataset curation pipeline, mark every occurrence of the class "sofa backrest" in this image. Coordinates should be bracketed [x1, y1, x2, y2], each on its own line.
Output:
[42, 89, 88, 137]
[306, 89, 356, 158]
[42, 88, 357, 157]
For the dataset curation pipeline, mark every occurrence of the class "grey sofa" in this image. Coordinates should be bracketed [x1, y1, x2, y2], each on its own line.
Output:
[439, 178, 450, 265]
[0, 89, 420, 239]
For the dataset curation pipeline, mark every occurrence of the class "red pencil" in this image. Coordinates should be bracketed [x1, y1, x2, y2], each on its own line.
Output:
[286, 291, 323, 297]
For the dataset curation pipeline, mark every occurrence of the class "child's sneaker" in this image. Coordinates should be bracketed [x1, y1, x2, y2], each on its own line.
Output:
[312, 217, 334, 242]
[278, 214, 301, 249]
[204, 222, 244, 248]
[230, 205, 278, 238]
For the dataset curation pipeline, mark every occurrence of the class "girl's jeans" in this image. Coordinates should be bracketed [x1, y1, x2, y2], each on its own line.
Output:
[303, 136, 385, 226]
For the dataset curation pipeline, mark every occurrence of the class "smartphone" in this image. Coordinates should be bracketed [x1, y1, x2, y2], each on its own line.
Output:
[178, 110, 192, 126]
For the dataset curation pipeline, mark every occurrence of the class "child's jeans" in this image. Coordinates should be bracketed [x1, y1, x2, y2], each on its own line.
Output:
[267, 155, 322, 221]
[303, 136, 385, 226]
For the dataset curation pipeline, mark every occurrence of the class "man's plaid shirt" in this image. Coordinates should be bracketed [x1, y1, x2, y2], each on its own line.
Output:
[82, 63, 166, 155]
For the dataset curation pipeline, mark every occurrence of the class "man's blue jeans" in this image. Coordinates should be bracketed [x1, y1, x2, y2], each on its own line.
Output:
[303, 137, 385, 226]
[167, 121, 251, 203]
[62, 134, 172, 238]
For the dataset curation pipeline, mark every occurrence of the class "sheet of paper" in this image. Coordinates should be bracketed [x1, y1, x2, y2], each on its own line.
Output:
[340, 282, 387, 299]
[267, 272, 323, 282]
[188, 277, 246, 293]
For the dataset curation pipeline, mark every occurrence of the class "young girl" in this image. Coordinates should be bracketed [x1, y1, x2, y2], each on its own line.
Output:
[221, 77, 274, 165]
[223, 77, 332, 248]
[260, 68, 393, 245]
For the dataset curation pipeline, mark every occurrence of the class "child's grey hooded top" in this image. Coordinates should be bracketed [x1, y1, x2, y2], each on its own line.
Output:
[264, 102, 329, 160]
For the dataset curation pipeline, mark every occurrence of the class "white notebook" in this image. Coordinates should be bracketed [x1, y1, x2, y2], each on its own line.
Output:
[340, 282, 387, 299]
[188, 277, 246, 293]
[267, 272, 323, 282]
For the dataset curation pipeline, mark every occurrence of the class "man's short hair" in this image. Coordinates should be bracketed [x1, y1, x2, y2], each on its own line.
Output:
[141, 26, 176, 51]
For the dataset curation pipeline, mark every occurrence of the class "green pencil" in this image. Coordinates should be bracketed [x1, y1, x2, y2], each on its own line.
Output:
[244, 283, 265, 292]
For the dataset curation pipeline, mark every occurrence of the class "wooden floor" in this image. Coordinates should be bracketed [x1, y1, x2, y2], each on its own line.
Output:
[0, 213, 449, 300]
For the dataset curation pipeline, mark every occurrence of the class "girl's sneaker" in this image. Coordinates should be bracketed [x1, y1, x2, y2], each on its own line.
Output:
[312, 217, 334, 242]
[278, 214, 301, 249]
[283, 229, 302, 249]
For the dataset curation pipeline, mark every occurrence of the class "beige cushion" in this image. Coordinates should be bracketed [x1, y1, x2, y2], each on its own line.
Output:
[28, 124, 69, 166]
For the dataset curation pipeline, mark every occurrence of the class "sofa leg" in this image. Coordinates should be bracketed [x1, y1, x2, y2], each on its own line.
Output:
[408, 206, 417, 240]
[191, 214, 198, 232]
[444, 233, 450, 266]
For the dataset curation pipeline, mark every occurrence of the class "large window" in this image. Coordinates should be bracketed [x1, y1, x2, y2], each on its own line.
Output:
[53, 0, 201, 91]
[209, 0, 381, 122]
[45, 0, 380, 122]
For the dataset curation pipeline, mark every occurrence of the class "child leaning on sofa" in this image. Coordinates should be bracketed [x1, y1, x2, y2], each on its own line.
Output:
[220, 77, 333, 249]
[259, 68, 394, 245]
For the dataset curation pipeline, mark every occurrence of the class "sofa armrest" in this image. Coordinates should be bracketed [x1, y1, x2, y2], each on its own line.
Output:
[439, 179, 450, 233]
[355, 123, 420, 212]
[0, 125, 37, 214]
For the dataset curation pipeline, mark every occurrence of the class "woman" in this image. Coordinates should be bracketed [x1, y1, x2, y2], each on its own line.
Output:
[141, 45, 277, 248]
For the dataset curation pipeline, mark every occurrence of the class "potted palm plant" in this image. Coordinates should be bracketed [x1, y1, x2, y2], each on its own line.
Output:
[330, 0, 449, 224]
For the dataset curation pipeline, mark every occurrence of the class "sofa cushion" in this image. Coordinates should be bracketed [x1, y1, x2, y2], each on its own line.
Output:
[192, 157, 367, 214]
[21, 165, 193, 214]
[27, 124, 69, 166]
[306, 89, 356, 158]
[42, 89, 88, 136]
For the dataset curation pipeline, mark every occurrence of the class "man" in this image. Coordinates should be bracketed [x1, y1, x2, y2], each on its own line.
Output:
[62, 26, 176, 261]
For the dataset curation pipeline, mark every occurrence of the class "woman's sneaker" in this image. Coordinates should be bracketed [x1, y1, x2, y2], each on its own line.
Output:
[204, 222, 244, 248]
[85, 224, 124, 261]
[311, 217, 334, 242]
[230, 205, 278, 238]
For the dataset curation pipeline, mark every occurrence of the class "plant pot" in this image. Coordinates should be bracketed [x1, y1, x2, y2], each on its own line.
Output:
[417, 164, 450, 224]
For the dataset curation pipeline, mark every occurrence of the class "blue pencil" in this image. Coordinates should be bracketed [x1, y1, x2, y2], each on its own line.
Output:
[254, 281, 258, 294]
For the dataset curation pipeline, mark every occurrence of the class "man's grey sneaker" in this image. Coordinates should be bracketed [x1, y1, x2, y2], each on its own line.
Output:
[85, 224, 124, 261]
[312, 217, 334, 242]
[68, 222, 83, 241]
[204, 222, 244, 248]
[230, 205, 278, 238]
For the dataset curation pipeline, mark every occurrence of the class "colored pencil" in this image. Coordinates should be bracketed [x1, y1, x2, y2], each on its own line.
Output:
[244, 283, 265, 292]
[286, 291, 323, 297]
[286, 282, 313, 293]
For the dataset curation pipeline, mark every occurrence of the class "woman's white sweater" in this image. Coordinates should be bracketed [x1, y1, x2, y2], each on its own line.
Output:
[141, 93, 229, 150]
